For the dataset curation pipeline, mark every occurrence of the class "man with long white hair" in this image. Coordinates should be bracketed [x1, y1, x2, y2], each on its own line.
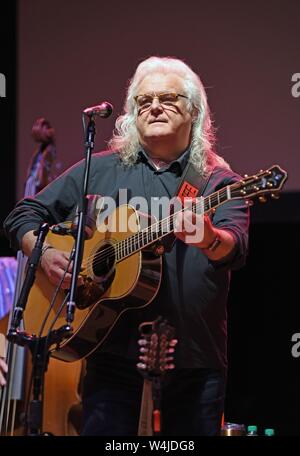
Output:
[4, 56, 249, 435]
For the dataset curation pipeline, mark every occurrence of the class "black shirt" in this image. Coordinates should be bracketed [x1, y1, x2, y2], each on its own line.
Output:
[4, 149, 249, 370]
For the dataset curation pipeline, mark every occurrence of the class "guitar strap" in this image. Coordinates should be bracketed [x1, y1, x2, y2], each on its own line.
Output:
[176, 159, 211, 201]
[160, 160, 212, 252]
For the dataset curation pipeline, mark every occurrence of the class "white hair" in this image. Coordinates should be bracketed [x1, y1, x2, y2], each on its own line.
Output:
[108, 56, 230, 175]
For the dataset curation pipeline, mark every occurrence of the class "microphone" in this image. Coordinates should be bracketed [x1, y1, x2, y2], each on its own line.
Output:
[83, 101, 113, 118]
[50, 223, 71, 236]
[50, 220, 94, 239]
[50, 194, 101, 239]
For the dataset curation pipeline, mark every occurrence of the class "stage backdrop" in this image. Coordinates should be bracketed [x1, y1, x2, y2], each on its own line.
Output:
[17, 0, 300, 200]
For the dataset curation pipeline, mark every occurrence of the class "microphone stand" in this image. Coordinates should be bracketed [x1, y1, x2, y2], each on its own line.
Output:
[7, 223, 73, 435]
[10, 223, 49, 331]
[8, 325, 72, 436]
[6, 110, 104, 435]
[22, 115, 97, 434]
[65, 115, 96, 324]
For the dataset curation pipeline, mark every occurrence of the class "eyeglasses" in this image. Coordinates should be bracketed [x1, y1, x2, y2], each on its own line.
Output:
[134, 92, 188, 110]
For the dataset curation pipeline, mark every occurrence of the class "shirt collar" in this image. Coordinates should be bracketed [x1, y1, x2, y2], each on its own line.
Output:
[138, 147, 190, 174]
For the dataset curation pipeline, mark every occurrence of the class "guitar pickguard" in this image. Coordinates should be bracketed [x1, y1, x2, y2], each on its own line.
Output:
[76, 270, 115, 310]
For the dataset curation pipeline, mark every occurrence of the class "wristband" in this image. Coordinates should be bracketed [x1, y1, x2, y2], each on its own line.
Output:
[203, 234, 221, 252]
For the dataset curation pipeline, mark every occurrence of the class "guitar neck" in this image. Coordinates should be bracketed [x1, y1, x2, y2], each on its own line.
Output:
[114, 163, 287, 261]
[115, 185, 232, 261]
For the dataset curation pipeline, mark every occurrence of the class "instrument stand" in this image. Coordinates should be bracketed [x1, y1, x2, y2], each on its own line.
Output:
[7, 326, 72, 435]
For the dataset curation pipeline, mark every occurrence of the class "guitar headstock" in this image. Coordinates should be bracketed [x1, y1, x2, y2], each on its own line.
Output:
[137, 317, 177, 378]
[230, 165, 288, 202]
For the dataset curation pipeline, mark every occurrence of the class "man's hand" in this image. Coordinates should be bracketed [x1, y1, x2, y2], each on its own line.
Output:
[0, 357, 8, 387]
[41, 248, 83, 289]
[22, 230, 83, 290]
[174, 210, 236, 261]
[174, 210, 216, 248]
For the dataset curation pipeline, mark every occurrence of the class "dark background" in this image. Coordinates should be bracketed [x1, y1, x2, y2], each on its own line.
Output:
[0, 2, 16, 244]
[16, 0, 300, 197]
[0, 0, 300, 435]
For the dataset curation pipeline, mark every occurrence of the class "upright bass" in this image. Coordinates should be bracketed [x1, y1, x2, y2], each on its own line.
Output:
[0, 118, 83, 435]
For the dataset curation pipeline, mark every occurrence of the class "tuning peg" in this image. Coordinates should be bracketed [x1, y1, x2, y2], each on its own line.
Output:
[243, 174, 248, 178]
[258, 195, 267, 203]
[139, 355, 149, 362]
[138, 339, 147, 346]
[165, 363, 175, 370]
[271, 193, 280, 199]
[169, 339, 178, 347]
[245, 200, 254, 206]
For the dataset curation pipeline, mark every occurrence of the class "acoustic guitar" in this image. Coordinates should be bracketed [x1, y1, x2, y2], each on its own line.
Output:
[23, 165, 287, 362]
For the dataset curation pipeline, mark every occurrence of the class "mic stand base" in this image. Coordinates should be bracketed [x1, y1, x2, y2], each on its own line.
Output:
[7, 325, 73, 436]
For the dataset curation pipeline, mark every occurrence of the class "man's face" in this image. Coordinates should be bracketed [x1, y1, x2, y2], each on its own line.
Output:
[135, 73, 193, 156]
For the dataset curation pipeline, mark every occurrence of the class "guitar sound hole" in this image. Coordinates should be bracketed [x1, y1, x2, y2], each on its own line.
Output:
[92, 241, 116, 280]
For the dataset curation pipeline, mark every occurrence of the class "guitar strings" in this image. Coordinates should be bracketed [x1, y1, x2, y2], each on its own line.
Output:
[81, 185, 232, 272]
[81, 186, 230, 270]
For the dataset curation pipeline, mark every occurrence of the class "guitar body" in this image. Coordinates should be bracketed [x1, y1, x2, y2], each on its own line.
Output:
[24, 205, 162, 362]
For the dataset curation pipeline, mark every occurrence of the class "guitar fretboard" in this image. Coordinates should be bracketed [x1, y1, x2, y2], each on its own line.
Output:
[115, 185, 232, 261]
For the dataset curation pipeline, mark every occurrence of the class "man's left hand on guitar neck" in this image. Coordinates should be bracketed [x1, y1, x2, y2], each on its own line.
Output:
[174, 210, 236, 261]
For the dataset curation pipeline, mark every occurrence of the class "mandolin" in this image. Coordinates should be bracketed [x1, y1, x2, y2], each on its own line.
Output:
[137, 317, 177, 436]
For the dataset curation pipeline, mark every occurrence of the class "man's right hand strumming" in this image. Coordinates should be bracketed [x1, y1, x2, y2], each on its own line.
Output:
[22, 230, 83, 290]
